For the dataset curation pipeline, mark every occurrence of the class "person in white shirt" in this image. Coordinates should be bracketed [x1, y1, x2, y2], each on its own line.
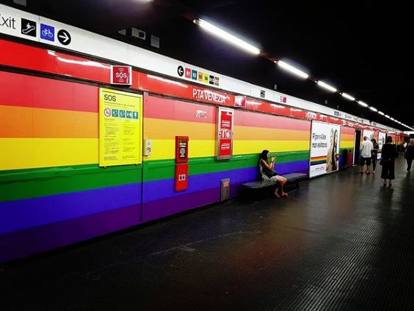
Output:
[360, 136, 374, 174]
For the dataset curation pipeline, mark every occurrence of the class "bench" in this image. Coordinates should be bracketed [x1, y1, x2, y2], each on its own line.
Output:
[242, 173, 308, 193]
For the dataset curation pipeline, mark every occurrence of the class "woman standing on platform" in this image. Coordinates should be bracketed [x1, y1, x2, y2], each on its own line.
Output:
[371, 138, 379, 174]
[381, 136, 398, 187]
[405, 139, 414, 173]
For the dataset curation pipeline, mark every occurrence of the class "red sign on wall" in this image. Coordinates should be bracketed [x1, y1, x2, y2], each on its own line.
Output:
[175, 136, 189, 163]
[217, 107, 234, 159]
[111, 65, 132, 85]
[175, 163, 188, 191]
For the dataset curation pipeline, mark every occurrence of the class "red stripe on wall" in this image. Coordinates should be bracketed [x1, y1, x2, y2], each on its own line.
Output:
[144, 95, 216, 123]
[0, 71, 98, 112]
[0, 39, 111, 84]
[236, 109, 311, 131]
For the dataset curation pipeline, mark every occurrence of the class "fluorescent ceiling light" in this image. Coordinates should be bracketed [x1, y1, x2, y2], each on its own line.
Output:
[357, 100, 368, 107]
[369, 106, 378, 112]
[341, 93, 355, 101]
[317, 80, 337, 92]
[385, 115, 390, 118]
[195, 19, 260, 55]
[277, 60, 309, 79]
[378, 111, 385, 115]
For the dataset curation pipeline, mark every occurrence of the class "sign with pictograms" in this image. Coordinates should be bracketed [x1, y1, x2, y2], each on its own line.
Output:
[57, 29, 71, 45]
[99, 88, 142, 167]
[175, 136, 189, 191]
[110, 65, 132, 85]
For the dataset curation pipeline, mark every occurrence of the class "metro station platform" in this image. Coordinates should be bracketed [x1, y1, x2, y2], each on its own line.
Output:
[1, 156, 413, 310]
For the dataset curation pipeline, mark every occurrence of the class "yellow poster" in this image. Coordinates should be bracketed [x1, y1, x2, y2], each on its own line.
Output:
[99, 88, 142, 166]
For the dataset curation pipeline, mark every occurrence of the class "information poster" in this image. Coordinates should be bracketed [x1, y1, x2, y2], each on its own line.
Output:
[310, 121, 341, 178]
[362, 129, 374, 140]
[217, 107, 234, 159]
[99, 88, 142, 166]
[378, 132, 386, 159]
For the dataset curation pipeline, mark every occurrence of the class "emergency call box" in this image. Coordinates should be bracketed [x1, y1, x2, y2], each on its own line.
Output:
[175, 136, 189, 163]
[175, 163, 188, 191]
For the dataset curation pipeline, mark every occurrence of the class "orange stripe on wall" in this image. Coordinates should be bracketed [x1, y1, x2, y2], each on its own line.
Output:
[0, 105, 98, 138]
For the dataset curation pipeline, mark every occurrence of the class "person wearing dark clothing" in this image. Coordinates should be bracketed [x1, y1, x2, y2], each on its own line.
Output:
[259, 150, 288, 198]
[381, 136, 398, 187]
[405, 139, 414, 172]
[371, 138, 379, 174]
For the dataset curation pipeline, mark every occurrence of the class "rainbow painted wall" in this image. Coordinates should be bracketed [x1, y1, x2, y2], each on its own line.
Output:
[0, 70, 311, 262]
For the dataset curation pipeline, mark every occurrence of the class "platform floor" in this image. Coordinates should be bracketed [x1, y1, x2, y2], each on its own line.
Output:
[1, 157, 414, 310]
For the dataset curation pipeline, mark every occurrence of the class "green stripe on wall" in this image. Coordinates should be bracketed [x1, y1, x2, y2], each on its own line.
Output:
[143, 151, 309, 182]
[0, 164, 142, 203]
[0, 151, 309, 202]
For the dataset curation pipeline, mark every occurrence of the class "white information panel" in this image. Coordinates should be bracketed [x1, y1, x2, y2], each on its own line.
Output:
[310, 121, 341, 178]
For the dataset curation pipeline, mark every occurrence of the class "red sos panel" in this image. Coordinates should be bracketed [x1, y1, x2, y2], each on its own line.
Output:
[175, 136, 189, 163]
[175, 136, 189, 191]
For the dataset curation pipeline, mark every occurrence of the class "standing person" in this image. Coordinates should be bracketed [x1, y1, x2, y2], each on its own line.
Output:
[381, 136, 398, 187]
[259, 150, 288, 198]
[360, 136, 373, 175]
[405, 139, 414, 173]
[371, 138, 379, 174]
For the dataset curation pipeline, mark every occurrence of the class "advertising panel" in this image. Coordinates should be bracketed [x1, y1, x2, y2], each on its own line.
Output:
[99, 88, 142, 166]
[378, 132, 387, 159]
[362, 129, 374, 140]
[217, 107, 234, 160]
[310, 121, 341, 178]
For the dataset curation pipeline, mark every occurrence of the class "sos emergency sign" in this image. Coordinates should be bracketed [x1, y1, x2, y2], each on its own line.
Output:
[217, 107, 234, 160]
[110, 65, 132, 85]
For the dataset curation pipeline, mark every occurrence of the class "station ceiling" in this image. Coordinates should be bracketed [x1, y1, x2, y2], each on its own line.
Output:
[1, 0, 412, 130]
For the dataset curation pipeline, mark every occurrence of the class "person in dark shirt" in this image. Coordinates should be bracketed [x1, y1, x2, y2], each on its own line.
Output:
[381, 136, 398, 187]
[371, 138, 379, 174]
[259, 150, 288, 198]
[405, 139, 414, 173]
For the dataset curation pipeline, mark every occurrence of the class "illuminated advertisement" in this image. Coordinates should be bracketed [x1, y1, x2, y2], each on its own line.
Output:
[217, 107, 234, 160]
[310, 121, 341, 178]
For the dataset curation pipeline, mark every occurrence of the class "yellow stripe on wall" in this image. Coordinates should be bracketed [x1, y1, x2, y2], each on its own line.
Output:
[143, 139, 310, 161]
[143, 139, 216, 161]
[340, 141, 355, 149]
[234, 140, 310, 155]
[144, 118, 215, 140]
[0, 138, 98, 170]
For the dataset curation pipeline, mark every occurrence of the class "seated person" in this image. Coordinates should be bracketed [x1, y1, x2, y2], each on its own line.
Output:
[259, 150, 288, 198]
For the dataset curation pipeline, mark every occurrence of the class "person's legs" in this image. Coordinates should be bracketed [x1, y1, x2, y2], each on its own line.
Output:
[275, 176, 288, 197]
[372, 158, 377, 173]
[366, 158, 371, 174]
[269, 176, 281, 198]
[360, 157, 365, 173]
[407, 158, 413, 171]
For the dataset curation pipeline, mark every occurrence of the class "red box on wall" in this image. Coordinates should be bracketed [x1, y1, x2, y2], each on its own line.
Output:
[111, 65, 132, 85]
[175, 136, 189, 163]
[175, 163, 188, 191]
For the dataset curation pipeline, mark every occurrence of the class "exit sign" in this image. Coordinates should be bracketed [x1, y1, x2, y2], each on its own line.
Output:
[110, 65, 132, 85]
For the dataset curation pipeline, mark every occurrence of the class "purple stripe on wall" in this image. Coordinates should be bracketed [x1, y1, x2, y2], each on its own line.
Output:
[143, 188, 219, 222]
[144, 160, 309, 203]
[0, 204, 140, 263]
[0, 183, 141, 235]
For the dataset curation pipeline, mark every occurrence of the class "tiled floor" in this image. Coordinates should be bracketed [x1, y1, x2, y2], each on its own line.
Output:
[1, 157, 414, 310]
